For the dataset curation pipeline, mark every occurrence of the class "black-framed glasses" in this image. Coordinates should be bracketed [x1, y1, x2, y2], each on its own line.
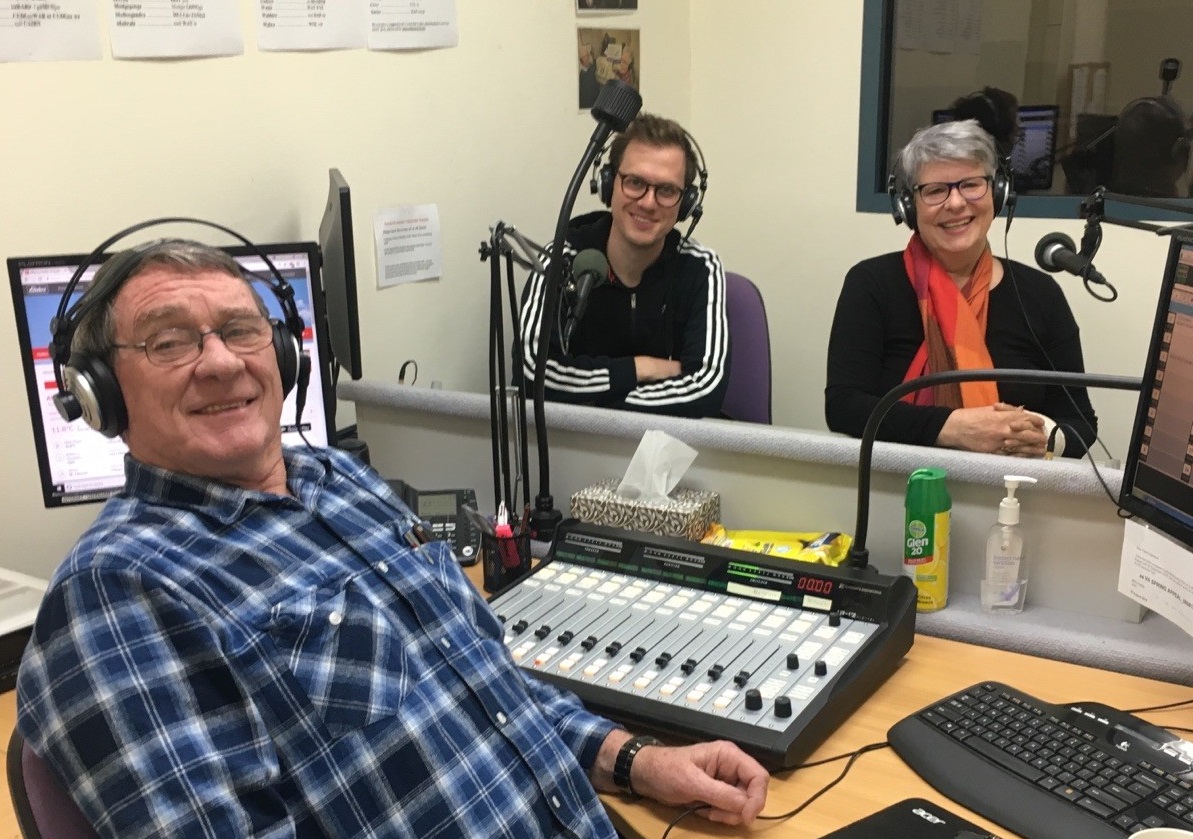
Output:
[913, 175, 992, 206]
[113, 315, 274, 367]
[617, 172, 685, 207]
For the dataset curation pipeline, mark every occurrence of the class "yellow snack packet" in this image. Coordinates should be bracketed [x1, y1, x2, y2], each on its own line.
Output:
[702, 524, 853, 567]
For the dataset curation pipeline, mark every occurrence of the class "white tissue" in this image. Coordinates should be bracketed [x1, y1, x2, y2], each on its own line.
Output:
[615, 429, 698, 505]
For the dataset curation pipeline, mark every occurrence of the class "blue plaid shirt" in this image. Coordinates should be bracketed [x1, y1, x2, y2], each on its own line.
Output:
[17, 448, 619, 839]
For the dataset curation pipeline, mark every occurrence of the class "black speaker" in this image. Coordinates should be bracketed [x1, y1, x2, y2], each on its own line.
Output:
[887, 162, 1013, 233]
[48, 218, 308, 439]
[592, 128, 708, 225]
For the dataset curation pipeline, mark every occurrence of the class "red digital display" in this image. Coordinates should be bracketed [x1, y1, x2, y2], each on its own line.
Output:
[797, 577, 835, 596]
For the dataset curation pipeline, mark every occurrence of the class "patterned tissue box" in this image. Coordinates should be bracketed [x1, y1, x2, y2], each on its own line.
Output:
[570, 479, 721, 542]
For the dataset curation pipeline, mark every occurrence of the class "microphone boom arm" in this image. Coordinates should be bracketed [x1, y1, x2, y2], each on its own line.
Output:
[847, 368, 1142, 569]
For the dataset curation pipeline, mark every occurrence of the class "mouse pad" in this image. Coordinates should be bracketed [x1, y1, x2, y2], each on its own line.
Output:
[818, 798, 1002, 839]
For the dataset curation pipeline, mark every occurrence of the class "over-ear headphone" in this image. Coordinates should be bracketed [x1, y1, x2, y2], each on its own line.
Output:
[887, 158, 1014, 233]
[48, 217, 310, 439]
[591, 128, 709, 227]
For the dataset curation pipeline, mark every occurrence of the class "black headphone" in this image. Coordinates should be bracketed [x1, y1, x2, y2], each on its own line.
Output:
[887, 157, 1015, 233]
[48, 217, 310, 439]
[591, 128, 709, 226]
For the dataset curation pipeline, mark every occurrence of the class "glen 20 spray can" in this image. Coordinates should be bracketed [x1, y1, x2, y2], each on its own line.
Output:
[903, 467, 951, 612]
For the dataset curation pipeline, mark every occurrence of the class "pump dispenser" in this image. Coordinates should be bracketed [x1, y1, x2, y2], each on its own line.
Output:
[982, 475, 1037, 613]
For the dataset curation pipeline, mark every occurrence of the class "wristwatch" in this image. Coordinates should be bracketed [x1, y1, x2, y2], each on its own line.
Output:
[613, 734, 661, 796]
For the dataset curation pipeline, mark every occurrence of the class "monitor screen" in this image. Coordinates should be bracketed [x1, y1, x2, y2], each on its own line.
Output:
[7, 242, 335, 507]
[931, 104, 1059, 192]
[318, 168, 362, 382]
[1119, 231, 1193, 551]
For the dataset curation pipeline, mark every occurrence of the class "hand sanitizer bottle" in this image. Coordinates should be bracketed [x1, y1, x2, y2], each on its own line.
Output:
[982, 475, 1037, 613]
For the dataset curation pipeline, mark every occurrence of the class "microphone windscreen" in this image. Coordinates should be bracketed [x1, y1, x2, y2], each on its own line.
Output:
[572, 248, 609, 280]
[592, 79, 642, 132]
[1034, 231, 1076, 273]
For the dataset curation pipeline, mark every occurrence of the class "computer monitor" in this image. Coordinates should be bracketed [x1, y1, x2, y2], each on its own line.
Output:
[7, 242, 335, 508]
[1119, 230, 1193, 551]
[318, 168, 362, 381]
[931, 104, 1059, 192]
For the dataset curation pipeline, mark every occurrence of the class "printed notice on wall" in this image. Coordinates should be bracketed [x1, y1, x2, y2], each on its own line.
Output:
[0, 0, 101, 61]
[109, 0, 243, 59]
[255, 0, 366, 51]
[1119, 519, 1193, 636]
[368, 0, 457, 51]
[374, 204, 443, 288]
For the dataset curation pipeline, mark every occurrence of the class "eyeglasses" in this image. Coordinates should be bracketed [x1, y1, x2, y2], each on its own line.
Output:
[617, 172, 685, 207]
[913, 175, 992, 206]
[113, 315, 274, 367]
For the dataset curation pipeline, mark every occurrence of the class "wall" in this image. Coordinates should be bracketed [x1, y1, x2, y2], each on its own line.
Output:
[0, 0, 1171, 580]
[0, 0, 692, 578]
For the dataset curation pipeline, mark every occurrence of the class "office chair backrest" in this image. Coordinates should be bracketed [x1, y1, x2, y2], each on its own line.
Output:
[721, 272, 773, 424]
[7, 727, 100, 839]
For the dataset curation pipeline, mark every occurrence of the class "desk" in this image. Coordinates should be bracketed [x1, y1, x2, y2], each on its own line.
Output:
[455, 560, 1193, 839]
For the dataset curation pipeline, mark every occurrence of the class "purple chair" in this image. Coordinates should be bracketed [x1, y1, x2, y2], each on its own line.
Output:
[721, 272, 773, 424]
[7, 728, 100, 839]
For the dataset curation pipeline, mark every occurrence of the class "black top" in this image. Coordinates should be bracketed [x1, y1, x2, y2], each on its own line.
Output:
[516, 211, 729, 418]
[824, 251, 1098, 455]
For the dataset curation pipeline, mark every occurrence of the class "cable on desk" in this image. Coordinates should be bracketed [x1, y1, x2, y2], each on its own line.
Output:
[657, 741, 891, 839]
[1126, 697, 1193, 714]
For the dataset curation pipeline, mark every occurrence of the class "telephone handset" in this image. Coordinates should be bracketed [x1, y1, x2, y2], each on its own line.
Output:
[387, 479, 481, 565]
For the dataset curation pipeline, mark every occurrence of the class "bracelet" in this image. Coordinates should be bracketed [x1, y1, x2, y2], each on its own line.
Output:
[613, 734, 661, 797]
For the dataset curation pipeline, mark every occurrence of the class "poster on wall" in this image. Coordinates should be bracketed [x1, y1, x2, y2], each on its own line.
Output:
[0, 0, 101, 62]
[576, 0, 638, 12]
[577, 27, 639, 110]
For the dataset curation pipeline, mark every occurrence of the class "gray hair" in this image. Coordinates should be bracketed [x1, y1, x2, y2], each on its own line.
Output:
[895, 119, 998, 188]
[72, 238, 267, 362]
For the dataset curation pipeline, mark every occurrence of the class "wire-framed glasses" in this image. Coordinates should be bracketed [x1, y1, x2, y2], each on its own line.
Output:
[914, 175, 992, 206]
[617, 172, 685, 207]
[113, 315, 274, 367]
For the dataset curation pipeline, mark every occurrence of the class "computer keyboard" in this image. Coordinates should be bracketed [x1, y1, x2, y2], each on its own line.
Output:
[888, 681, 1193, 839]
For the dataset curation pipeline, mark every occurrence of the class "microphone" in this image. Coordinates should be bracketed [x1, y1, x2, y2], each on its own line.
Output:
[565, 248, 609, 323]
[1035, 232, 1108, 286]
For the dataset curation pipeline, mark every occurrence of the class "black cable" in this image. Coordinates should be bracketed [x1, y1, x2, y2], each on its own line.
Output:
[1126, 697, 1193, 714]
[657, 742, 890, 839]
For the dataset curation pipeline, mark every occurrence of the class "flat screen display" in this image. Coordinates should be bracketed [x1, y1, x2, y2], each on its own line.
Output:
[931, 104, 1059, 192]
[1120, 232, 1193, 551]
[7, 242, 335, 507]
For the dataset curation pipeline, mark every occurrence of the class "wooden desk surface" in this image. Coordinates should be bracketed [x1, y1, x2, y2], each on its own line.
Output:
[1, 567, 1188, 839]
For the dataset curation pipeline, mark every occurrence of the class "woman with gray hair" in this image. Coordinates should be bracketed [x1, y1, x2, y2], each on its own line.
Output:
[825, 119, 1097, 457]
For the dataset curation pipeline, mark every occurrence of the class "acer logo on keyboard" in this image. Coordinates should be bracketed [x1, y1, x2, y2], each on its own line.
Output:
[912, 807, 946, 825]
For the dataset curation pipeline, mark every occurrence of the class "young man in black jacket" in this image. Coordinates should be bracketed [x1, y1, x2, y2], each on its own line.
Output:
[518, 113, 729, 418]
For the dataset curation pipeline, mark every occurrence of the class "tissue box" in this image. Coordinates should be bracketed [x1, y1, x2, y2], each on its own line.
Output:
[570, 479, 720, 541]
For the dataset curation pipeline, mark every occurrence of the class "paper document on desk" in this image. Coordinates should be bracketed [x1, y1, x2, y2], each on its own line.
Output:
[1118, 519, 1193, 636]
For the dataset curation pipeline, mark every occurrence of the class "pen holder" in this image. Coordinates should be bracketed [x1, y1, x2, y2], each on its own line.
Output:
[482, 529, 531, 593]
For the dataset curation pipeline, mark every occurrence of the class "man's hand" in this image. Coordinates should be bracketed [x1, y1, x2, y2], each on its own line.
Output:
[635, 356, 682, 382]
[594, 733, 769, 826]
[936, 403, 1047, 457]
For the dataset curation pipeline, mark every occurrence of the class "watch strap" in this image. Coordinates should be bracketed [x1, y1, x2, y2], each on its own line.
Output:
[613, 734, 661, 796]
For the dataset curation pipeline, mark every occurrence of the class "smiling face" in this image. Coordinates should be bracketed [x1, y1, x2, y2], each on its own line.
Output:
[913, 158, 996, 272]
[111, 266, 287, 493]
[609, 139, 686, 259]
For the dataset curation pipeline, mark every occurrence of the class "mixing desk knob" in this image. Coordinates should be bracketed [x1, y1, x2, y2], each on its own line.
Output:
[733, 670, 751, 687]
[828, 612, 841, 627]
[513, 620, 529, 634]
[534, 625, 551, 639]
[581, 635, 599, 651]
[680, 658, 698, 675]
[774, 696, 792, 718]
[814, 660, 828, 676]
[707, 664, 725, 681]
[655, 653, 673, 667]
[786, 653, 800, 670]
[557, 631, 575, 645]
[629, 646, 647, 662]
[605, 642, 623, 655]
[745, 689, 763, 712]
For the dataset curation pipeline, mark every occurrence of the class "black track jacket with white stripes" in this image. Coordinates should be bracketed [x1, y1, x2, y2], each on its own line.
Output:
[517, 211, 729, 418]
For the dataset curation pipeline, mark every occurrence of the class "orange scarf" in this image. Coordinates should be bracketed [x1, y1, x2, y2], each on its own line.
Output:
[901, 234, 1000, 408]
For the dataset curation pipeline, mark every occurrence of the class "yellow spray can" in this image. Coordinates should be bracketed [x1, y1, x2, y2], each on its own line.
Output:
[903, 467, 951, 612]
